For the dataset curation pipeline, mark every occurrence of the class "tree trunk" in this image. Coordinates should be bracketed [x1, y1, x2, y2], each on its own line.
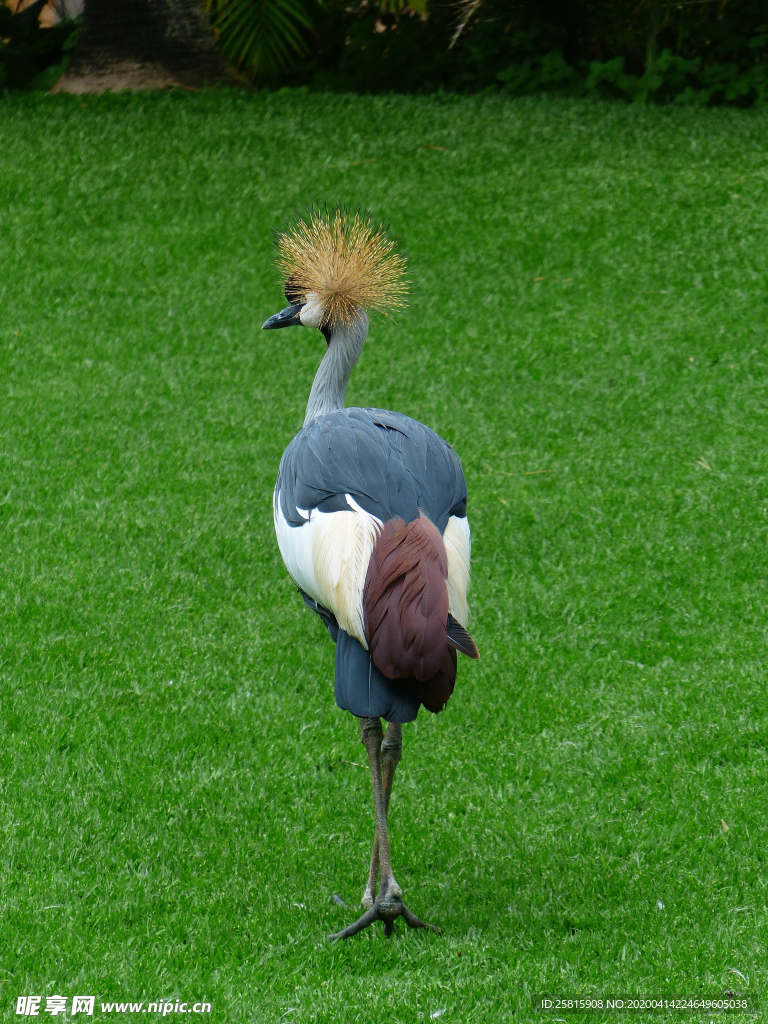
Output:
[53, 0, 233, 92]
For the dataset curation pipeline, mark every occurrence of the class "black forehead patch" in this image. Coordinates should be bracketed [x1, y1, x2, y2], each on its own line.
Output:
[285, 275, 304, 305]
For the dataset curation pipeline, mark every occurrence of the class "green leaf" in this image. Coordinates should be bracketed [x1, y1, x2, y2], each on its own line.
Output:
[207, 0, 313, 79]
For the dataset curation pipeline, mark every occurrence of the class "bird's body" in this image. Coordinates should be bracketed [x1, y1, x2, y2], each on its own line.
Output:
[263, 209, 478, 939]
[274, 404, 471, 722]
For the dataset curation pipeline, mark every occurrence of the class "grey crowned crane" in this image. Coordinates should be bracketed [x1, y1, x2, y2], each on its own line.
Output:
[263, 210, 479, 940]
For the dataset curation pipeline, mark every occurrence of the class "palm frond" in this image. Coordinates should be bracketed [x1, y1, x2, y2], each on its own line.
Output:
[205, 0, 312, 79]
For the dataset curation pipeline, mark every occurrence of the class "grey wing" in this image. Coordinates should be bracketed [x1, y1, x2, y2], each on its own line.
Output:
[276, 407, 467, 533]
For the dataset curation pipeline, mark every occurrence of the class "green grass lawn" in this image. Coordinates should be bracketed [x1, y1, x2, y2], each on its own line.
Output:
[1, 89, 767, 1023]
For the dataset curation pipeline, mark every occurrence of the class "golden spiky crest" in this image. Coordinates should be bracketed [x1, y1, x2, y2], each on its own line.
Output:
[275, 209, 408, 329]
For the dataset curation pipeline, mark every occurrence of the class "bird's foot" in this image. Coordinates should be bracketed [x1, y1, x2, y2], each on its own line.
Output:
[329, 882, 439, 941]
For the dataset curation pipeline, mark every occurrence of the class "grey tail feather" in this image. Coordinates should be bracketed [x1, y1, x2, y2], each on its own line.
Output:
[446, 613, 479, 660]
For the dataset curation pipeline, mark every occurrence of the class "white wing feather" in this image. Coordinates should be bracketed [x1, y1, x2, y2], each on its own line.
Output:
[274, 490, 381, 647]
[443, 514, 471, 627]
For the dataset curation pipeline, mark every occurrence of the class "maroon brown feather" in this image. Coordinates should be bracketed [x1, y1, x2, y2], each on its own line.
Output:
[363, 515, 457, 712]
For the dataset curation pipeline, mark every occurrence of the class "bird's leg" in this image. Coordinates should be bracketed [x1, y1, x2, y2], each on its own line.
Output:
[362, 721, 402, 910]
[327, 717, 439, 941]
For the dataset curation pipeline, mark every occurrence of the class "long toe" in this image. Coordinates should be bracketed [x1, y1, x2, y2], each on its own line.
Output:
[327, 906, 380, 942]
[401, 904, 441, 933]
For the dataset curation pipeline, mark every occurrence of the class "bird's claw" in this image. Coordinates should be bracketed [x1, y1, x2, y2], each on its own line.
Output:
[328, 884, 439, 941]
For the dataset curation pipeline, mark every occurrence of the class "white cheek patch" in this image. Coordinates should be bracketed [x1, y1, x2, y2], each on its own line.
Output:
[299, 293, 325, 329]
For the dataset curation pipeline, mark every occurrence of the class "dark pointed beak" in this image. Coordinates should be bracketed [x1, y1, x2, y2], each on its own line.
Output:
[262, 303, 304, 330]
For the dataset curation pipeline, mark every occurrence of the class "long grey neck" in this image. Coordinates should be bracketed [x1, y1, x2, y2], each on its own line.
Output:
[304, 311, 369, 426]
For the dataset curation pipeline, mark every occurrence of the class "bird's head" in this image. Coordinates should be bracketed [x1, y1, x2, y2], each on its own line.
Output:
[262, 208, 408, 343]
[262, 289, 332, 341]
